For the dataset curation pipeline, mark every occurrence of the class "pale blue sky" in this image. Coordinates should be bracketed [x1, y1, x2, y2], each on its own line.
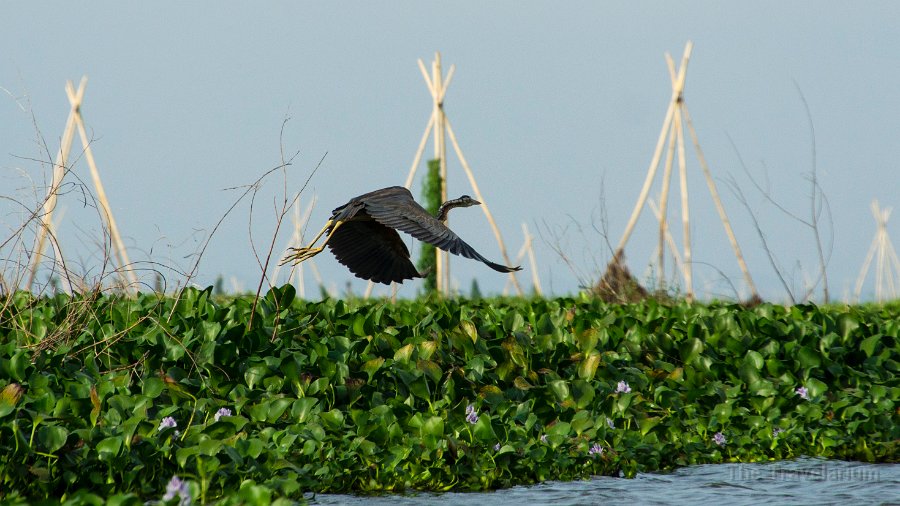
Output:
[2, 3, 898, 301]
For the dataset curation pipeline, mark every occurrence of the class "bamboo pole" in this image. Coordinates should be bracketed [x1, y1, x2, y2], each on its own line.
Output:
[657, 117, 678, 289]
[387, 58, 443, 299]
[403, 113, 435, 189]
[889, 241, 900, 299]
[681, 104, 759, 299]
[614, 42, 692, 255]
[408, 53, 520, 295]
[875, 223, 884, 299]
[503, 230, 530, 295]
[503, 223, 542, 296]
[66, 82, 138, 293]
[873, 203, 900, 300]
[416, 53, 454, 294]
[673, 96, 693, 300]
[523, 223, 542, 296]
[27, 77, 88, 292]
[614, 99, 674, 257]
[445, 118, 523, 295]
[663, 49, 758, 300]
[648, 198, 683, 273]
[664, 52, 757, 298]
[855, 201, 900, 302]
[291, 203, 305, 298]
[390, 70, 442, 299]
[432, 55, 449, 294]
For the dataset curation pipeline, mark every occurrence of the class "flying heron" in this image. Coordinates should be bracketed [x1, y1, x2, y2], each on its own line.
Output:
[280, 186, 522, 284]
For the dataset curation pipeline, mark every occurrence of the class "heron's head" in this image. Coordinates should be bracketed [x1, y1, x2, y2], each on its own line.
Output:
[436, 194, 481, 221]
[454, 195, 481, 208]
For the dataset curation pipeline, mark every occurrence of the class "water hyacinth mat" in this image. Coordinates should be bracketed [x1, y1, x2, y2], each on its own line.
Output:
[1, 287, 897, 504]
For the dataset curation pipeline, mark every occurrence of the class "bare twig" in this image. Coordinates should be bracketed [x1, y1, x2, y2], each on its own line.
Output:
[794, 82, 833, 303]
[245, 118, 325, 331]
[724, 149, 797, 304]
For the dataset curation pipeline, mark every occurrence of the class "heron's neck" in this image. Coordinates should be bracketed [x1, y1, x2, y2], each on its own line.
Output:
[436, 198, 468, 222]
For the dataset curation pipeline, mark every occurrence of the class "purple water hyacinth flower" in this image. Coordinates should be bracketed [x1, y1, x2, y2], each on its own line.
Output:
[772, 427, 785, 438]
[589, 443, 604, 456]
[465, 404, 479, 424]
[494, 442, 501, 451]
[615, 381, 631, 394]
[159, 416, 180, 438]
[214, 408, 232, 422]
[159, 416, 177, 431]
[606, 418, 615, 429]
[713, 432, 726, 446]
[796, 386, 810, 400]
[163, 475, 191, 505]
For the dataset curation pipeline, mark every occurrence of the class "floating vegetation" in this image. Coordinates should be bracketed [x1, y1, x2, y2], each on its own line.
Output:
[0, 287, 897, 504]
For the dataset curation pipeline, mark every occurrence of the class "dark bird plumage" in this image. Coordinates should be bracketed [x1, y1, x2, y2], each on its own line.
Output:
[281, 186, 522, 284]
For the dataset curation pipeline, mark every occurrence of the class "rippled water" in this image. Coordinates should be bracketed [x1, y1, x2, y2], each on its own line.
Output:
[311, 458, 900, 505]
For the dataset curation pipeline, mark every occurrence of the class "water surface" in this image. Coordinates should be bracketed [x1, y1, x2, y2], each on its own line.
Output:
[311, 458, 899, 505]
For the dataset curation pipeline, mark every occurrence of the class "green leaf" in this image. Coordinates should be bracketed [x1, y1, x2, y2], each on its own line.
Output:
[744, 350, 764, 370]
[503, 311, 525, 332]
[859, 335, 880, 358]
[176, 445, 200, 467]
[142, 377, 165, 398]
[575, 328, 600, 352]
[466, 356, 485, 377]
[838, 314, 859, 340]
[615, 392, 634, 412]
[806, 377, 828, 398]
[38, 425, 68, 453]
[638, 416, 661, 436]
[571, 379, 595, 409]
[548, 380, 571, 403]
[320, 409, 345, 429]
[292, 397, 319, 422]
[352, 314, 367, 337]
[458, 320, 478, 343]
[796, 346, 822, 369]
[680, 338, 703, 364]
[422, 416, 444, 437]
[238, 480, 272, 506]
[712, 402, 732, 421]
[577, 351, 601, 381]
[244, 365, 270, 390]
[473, 416, 496, 441]
[200, 438, 223, 456]
[96, 436, 123, 462]
[394, 343, 415, 364]
[547, 421, 571, 437]
[6, 351, 29, 381]
[570, 410, 594, 435]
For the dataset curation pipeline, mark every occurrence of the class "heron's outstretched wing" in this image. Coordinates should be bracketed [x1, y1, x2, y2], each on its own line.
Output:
[327, 218, 423, 284]
[362, 187, 521, 274]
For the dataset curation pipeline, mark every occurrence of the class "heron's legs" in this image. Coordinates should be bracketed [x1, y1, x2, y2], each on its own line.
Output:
[280, 220, 345, 265]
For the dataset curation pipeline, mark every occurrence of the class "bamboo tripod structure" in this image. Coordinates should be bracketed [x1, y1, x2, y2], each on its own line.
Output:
[26, 77, 138, 294]
[503, 223, 542, 296]
[854, 200, 900, 302]
[370, 52, 521, 296]
[275, 197, 324, 298]
[613, 42, 758, 302]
